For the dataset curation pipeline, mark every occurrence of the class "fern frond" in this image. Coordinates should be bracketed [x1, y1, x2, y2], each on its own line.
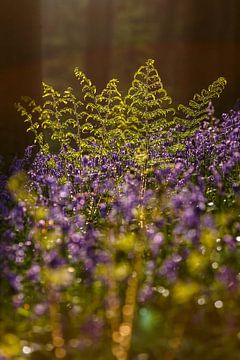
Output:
[174, 77, 227, 139]
[16, 96, 45, 150]
[83, 78, 125, 154]
[124, 59, 175, 158]
[18, 60, 227, 175]
[74, 68, 97, 101]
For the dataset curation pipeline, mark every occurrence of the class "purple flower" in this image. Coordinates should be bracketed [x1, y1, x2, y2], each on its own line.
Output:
[217, 266, 237, 291]
[34, 303, 48, 316]
[223, 235, 236, 251]
[150, 232, 164, 256]
[27, 264, 41, 283]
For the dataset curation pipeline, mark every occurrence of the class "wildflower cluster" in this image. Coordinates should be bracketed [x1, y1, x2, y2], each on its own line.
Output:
[1, 60, 240, 359]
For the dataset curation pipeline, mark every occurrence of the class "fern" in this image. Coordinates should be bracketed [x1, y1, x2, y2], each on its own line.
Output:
[17, 59, 227, 171]
[40, 82, 69, 148]
[60, 86, 86, 156]
[174, 77, 227, 141]
[88, 79, 125, 154]
[124, 59, 175, 148]
[16, 96, 49, 153]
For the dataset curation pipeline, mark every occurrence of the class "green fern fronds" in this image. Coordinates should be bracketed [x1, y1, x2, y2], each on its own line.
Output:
[90, 79, 125, 153]
[40, 82, 69, 147]
[60, 87, 84, 151]
[17, 60, 227, 169]
[124, 59, 175, 145]
[174, 77, 227, 140]
[16, 96, 48, 153]
[17, 71, 99, 156]
[74, 67, 97, 102]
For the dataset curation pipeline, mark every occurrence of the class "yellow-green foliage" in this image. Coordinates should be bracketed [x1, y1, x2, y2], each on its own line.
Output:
[16, 60, 227, 159]
[174, 77, 227, 139]
[124, 59, 175, 144]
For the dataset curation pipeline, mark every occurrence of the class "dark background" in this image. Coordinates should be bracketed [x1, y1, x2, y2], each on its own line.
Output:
[1, 0, 240, 166]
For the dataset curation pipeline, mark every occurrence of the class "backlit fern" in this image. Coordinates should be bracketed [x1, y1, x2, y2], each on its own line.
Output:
[174, 77, 227, 140]
[17, 59, 227, 167]
[86, 79, 125, 155]
[124, 59, 175, 143]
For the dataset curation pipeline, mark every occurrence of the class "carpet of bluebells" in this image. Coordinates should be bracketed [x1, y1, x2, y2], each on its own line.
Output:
[2, 73, 240, 359]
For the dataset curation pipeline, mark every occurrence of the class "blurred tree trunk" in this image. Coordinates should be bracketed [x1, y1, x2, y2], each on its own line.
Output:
[85, 0, 114, 90]
[0, 0, 42, 166]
